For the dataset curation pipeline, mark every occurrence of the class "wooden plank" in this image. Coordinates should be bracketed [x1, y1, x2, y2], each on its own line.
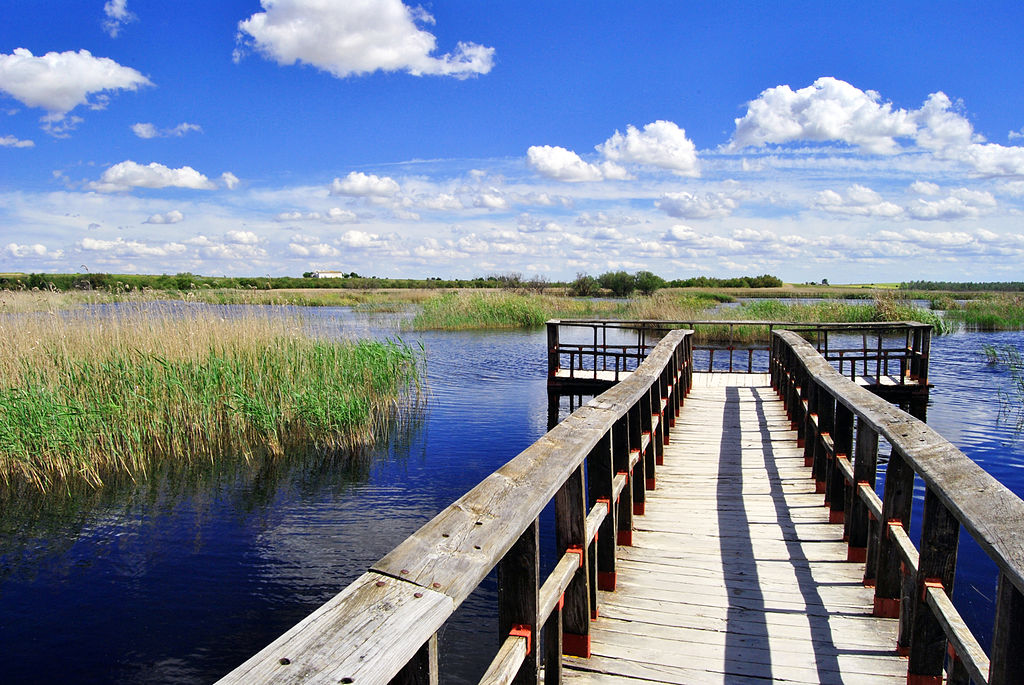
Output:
[565, 376, 906, 684]
[924, 585, 990, 685]
[479, 636, 527, 685]
[217, 572, 452, 685]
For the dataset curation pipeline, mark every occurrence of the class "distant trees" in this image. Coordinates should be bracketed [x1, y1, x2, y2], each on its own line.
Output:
[635, 271, 667, 296]
[665, 274, 783, 289]
[569, 272, 600, 297]
[598, 271, 637, 297]
[900, 281, 1024, 292]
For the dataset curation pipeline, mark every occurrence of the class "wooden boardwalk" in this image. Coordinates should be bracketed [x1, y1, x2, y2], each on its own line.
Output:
[563, 373, 905, 684]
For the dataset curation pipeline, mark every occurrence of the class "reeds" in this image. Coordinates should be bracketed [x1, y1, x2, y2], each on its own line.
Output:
[0, 304, 421, 493]
[944, 295, 1024, 331]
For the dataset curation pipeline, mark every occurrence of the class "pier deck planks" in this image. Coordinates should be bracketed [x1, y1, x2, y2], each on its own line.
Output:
[563, 372, 904, 684]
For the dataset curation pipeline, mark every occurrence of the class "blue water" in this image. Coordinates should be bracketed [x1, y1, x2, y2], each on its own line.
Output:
[0, 311, 1021, 683]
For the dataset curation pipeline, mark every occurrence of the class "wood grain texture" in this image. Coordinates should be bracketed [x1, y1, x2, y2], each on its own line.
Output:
[563, 373, 905, 684]
[216, 573, 452, 685]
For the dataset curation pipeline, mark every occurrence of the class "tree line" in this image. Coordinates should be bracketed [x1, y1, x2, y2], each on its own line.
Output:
[570, 271, 784, 297]
[0, 270, 783, 294]
[899, 281, 1024, 292]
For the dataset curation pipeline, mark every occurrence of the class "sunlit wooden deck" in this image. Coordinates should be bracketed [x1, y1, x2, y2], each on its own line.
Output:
[562, 373, 905, 684]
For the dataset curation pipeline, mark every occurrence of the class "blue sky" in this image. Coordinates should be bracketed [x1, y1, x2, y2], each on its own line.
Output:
[2, 1, 1024, 282]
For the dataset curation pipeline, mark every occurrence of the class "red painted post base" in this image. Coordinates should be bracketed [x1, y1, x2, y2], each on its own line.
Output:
[655, 456, 664, 466]
[804, 456, 813, 467]
[847, 546, 867, 563]
[633, 502, 645, 516]
[663, 433, 670, 446]
[591, 608, 599, 620]
[829, 510, 845, 524]
[863, 578, 876, 588]
[873, 596, 900, 618]
[797, 438, 805, 448]
[896, 644, 910, 657]
[906, 675, 942, 685]
[598, 571, 617, 591]
[617, 530, 633, 546]
[562, 632, 591, 658]
[645, 477, 656, 490]
[815, 481, 826, 494]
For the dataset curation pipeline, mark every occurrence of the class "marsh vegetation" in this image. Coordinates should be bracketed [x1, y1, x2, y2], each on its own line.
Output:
[0, 304, 421, 493]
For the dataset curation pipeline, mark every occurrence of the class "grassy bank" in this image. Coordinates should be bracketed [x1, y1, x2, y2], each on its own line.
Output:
[0, 305, 421, 493]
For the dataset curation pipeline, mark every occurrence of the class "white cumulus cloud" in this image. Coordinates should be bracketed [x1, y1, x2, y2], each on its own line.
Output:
[730, 77, 916, 154]
[813, 184, 903, 217]
[226, 230, 261, 244]
[338, 229, 383, 248]
[656, 191, 739, 219]
[90, 161, 217, 192]
[289, 241, 340, 257]
[598, 121, 699, 175]
[236, 0, 494, 79]
[0, 49, 151, 134]
[6, 242, 63, 259]
[132, 122, 202, 139]
[0, 134, 33, 148]
[526, 145, 629, 182]
[730, 77, 1024, 176]
[143, 209, 184, 224]
[221, 172, 240, 190]
[329, 171, 400, 197]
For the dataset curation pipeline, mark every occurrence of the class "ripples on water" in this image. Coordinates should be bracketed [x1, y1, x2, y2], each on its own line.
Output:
[0, 309, 1021, 682]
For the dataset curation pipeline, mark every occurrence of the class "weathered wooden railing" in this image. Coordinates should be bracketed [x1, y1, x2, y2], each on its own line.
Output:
[772, 330, 1024, 684]
[219, 330, 693, 685]
[548, 319, 930, 383]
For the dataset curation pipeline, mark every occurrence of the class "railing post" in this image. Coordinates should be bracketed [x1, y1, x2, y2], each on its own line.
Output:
[390, 634, 438, 685]
[873, 447, 915, 619]
[629, 400, 646, 516]
[587, 432, 617, 591]
[990, 573, 1024, 684]
[919, 326, 931, 388]
[547, 321, 559, 378]
[802, 379, 818, 464]
[829, 402, 853, 525]
[907, 486, 959, 684]
[643, 384, 660, 486]
[848, 419, 878, 568]
[555, 463, 591, 658]
[612, 415, 633, 546]
[815, 391, 835, 497]
[498, 519, 540, 685]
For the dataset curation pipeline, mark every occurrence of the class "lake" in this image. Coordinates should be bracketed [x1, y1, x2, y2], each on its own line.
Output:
[0, 309, 1021, 683]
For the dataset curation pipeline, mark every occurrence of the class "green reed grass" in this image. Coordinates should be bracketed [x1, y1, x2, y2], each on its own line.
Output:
[410, 290, 729, 330]
[944, 295, 1024, 330]
[0, 305, 421, 493]
[694, 294, 947, 344]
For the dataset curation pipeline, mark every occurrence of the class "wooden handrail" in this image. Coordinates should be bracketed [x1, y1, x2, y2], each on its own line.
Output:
[219, 330, 694, 685]
[547, 319, 931, 383]
[771, 329, 1024, 684]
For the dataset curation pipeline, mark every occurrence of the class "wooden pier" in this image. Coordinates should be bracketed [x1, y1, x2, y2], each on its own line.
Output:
[220, 323, 1024, 685]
